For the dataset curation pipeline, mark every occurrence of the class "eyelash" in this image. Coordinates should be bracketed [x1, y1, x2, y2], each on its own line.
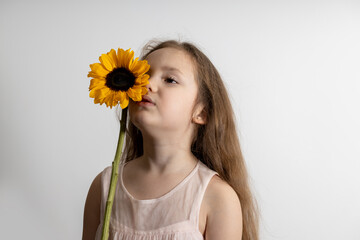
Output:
[164, 76, 178, 84]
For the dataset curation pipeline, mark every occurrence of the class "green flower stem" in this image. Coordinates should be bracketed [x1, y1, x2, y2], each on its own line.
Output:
[101, 108, 127, 240]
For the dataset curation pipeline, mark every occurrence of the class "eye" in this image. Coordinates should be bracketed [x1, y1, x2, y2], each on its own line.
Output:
[164, 77, 178, 84]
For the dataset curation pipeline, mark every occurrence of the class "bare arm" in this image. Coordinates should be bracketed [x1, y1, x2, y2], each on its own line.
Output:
[82, 172, 102, 240]
[204, 176, 243, 240]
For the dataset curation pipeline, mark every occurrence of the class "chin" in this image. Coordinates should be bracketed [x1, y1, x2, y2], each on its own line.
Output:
[129, 113, 154, 132]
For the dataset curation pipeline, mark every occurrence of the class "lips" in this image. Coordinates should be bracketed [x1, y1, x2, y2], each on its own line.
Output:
[141, 95, 154, 103]
[137, 95, 155, 106]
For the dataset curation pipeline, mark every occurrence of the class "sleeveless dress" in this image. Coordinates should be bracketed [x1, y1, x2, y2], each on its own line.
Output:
[95, 160, 218, 240]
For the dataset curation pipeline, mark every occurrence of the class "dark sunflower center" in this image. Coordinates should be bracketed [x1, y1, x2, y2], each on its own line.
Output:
[105, 67, 136, 91]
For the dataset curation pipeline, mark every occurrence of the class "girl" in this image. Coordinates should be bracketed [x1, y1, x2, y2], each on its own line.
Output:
[83, 40, 259, 240]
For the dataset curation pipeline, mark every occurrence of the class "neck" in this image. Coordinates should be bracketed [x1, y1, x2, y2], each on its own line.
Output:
[139, 131, 197, 174]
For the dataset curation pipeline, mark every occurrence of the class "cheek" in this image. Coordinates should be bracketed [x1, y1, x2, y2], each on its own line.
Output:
[161, 91, 197, 120]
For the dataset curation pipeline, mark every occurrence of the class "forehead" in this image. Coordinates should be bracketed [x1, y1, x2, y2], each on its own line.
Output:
[145, 47, 196, 77]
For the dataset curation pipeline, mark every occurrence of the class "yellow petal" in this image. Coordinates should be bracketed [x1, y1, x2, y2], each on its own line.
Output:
[136, 74, 150, 86]
[89, 63, 109, 78]
[112, 97, 119, 107]
[88, 72, 105, 79]
[113, 92, 122, 102]
[127, 88, 142, 101]
[130, 59, 150, 76]
[103, 98, 110, 107]
[126, 88, 135, 99]
[89, 78, 106, 90]
[130, 85, 142, 93]
[120, 94, 129, 109]
[94, 97, 101, 104]
[119, 91, 126, 102]
[89, 90, 96, 98]
[99, 96, 106, 105]
[118, 48, 134, 69]
[117, 49, 125, 68]
[89, 83, 107, 98]
[112, 91, 125, 107]
[109, 91, 117, 107]
[116, 48, 124, 67]
[125, 49, 135, 68]
[103, 91, 115, 108]
[95, 87, 110, 100]
[129, 57, 138, 70]
[108, 49, 118, 68]
[100, 53, 115, 72]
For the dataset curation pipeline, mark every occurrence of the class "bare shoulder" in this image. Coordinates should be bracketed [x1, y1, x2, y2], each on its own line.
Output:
[203, 175, 243, 239]
[82, 171, 102, 240]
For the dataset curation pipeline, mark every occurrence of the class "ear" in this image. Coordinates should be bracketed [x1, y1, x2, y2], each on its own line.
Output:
[192, 103, 206, 125]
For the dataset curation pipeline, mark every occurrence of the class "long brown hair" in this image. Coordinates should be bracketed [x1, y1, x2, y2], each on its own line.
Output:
[122, 40, 259, 240]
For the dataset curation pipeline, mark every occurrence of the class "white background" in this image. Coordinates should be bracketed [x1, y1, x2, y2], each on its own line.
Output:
[1, 1, 359, 239]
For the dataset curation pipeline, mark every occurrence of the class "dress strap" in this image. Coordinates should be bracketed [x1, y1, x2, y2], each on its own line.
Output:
[191, 161, 218, 227]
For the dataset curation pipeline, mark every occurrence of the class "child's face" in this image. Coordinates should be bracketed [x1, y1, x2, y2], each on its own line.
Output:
[129, 47, 203, 135]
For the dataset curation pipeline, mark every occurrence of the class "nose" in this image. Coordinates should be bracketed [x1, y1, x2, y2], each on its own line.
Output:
[146, 76, 157, 92]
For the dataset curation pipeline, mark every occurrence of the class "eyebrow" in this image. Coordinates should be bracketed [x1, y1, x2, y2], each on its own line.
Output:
[160, 66, 183, 75]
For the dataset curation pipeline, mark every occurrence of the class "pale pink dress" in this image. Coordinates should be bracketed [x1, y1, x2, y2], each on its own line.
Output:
[95, 160, 218, 240]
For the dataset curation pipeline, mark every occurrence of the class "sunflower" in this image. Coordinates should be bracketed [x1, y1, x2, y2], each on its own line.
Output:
[88, 48, 150, 109]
